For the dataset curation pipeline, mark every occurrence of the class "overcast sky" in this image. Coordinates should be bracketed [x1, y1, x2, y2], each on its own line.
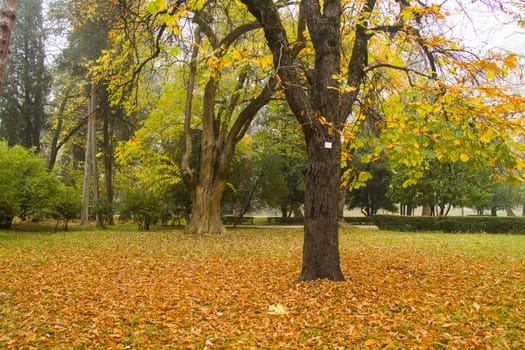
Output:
[447, 1, 525, 56]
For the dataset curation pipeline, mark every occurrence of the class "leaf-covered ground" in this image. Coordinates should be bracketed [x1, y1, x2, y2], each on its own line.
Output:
[0, 226, 524, 349]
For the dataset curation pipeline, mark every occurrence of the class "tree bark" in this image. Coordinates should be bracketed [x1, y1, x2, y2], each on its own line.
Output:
[81, 82, 99, 226]
[101, 85, 116, 225]
[186, 181, 227, 234]
[301, 134, 344, 281]
[80, 112, 92, 226]
[0, 0, 16, 94]
[89, 84, 101, 227]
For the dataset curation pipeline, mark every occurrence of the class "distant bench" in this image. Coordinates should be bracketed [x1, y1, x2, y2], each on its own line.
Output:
[222, 216, 254, 225]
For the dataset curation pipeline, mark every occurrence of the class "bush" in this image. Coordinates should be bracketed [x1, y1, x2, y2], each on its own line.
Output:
[92, 198, 113, 228]
[49, 185, 81, 230]
[120, 190, 160, 230]
[0, 142, 63, 228]
[372, 215, 525, 234]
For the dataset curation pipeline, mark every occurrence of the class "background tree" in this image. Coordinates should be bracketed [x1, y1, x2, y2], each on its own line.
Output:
[489, 181, 523, 216]
[347, 159, 395, 216]
[180, 6, 276, 235]
[96, 0, 277, 234]
[0, 0, 49, 150]
[254, 103, 306, 218]
[221, 137, 263, 224]
[50, 0, 133, 225]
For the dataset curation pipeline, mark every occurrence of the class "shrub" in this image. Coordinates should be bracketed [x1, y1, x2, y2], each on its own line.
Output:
[49, 185, 81, 231]
[120, 190, 160, 230]
[343, 216, 375, 225]
[0, 142, 62, 228]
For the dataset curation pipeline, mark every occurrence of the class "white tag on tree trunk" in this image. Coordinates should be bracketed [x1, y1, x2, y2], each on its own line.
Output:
[324, 142, 332, 149]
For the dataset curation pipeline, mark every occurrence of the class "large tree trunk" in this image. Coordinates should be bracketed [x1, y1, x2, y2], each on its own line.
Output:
[0, 0, 16, 94]
[299, 134, 344, 281]
[186, 180, 227, 234]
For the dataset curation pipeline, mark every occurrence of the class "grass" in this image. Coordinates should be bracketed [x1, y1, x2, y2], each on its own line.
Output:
[0, 224, 524, 349]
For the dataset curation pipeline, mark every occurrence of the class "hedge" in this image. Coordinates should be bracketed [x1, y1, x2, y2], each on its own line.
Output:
[371, 215, 525, 234]
[343, 216, 375, 225]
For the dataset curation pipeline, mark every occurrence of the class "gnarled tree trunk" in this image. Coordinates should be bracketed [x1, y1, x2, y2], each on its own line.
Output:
[181, 22, 275, 235]
[186, 180, 227, 235]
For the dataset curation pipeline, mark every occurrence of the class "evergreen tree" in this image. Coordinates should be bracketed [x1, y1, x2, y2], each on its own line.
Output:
[0, 0, 49, 151]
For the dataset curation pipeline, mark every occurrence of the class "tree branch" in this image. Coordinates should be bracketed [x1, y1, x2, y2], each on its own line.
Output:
[364, 62, 436, 80]
[182, 26, 201, 187]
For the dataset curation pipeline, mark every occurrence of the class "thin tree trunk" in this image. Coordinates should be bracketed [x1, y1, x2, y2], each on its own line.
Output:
[233, 171, 261, 227]
[102, 101, 115, 225]
[81, 83, 99, 226]
[80, 114, 92, 226]
[292, 202, 303, 218]
[89, 83, 101, 227]
[0, 0, 16, 94]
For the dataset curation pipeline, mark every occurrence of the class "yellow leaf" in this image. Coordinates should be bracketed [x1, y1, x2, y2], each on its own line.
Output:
[232, 49, 250, 61]
[256, 55, 273, 69]
[364, 339, 377, 346]
[297, 47, 314, 58]
[503, 54, 518, 70]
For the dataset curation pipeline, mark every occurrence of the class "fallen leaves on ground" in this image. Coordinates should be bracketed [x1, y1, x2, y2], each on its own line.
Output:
[0, 228, 524, 349]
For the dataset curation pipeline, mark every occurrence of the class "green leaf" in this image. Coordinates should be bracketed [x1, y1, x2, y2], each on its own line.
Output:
[146, 0, 166, 15]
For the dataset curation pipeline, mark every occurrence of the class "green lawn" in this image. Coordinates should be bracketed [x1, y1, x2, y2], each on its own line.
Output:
[0, 225, 524, 348]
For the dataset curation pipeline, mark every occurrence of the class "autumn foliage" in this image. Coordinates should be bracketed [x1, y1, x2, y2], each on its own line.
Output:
[1, 227, 524, 348]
